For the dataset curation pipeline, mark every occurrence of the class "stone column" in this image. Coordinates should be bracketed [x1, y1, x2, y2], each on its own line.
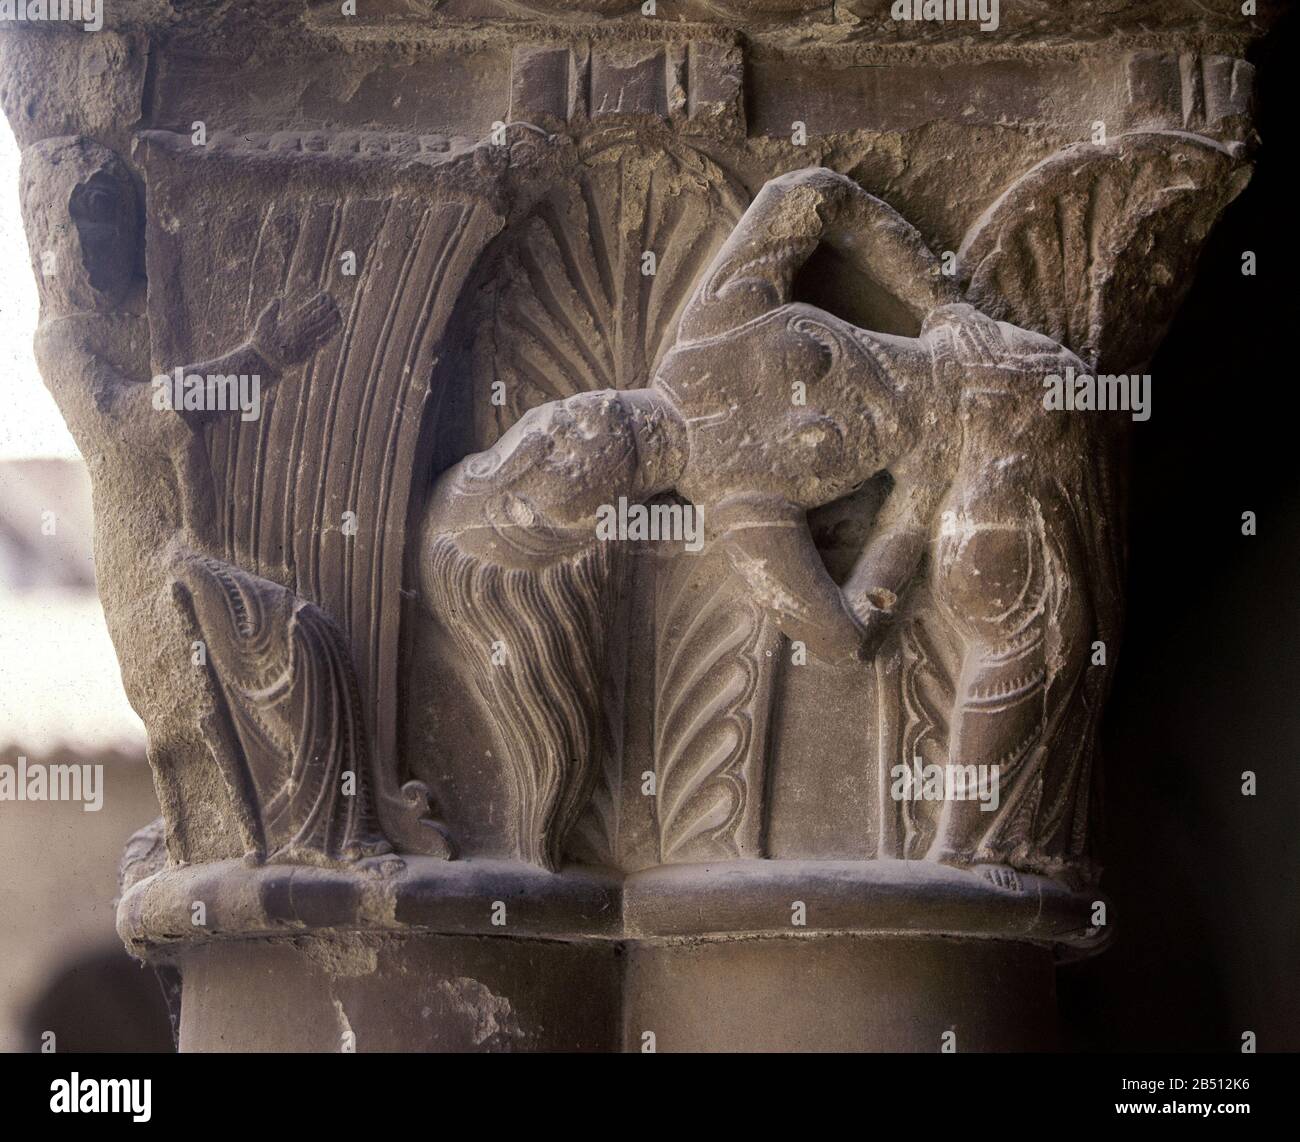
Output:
[2, 1, 1266, 1052]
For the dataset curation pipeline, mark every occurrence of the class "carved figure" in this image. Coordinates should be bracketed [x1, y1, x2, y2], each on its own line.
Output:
[421, 169, 972, 867]
[173, 556, 392, 864]
[419, 152, 1233, 877]
[131, 130, 498, 861]
[419, 392, 681, 868]
[20, 136, 344, 861]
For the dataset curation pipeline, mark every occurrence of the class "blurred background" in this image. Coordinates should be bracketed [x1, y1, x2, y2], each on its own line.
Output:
[0, 114, 172, 1052]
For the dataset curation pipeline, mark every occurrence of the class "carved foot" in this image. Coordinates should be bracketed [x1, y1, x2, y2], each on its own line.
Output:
[975, 863, 1024, 893]
[265, 840, 393, 869]
[338, 836, 395, 862]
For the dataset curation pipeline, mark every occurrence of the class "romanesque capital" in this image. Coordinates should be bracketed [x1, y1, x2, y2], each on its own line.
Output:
[2, 0, 1269, 1052]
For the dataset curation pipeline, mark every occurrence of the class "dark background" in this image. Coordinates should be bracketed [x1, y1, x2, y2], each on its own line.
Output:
[1057, 9, 1300, 1052]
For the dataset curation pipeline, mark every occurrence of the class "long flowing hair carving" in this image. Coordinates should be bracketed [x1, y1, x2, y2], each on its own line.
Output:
[426, 533, 621, 869]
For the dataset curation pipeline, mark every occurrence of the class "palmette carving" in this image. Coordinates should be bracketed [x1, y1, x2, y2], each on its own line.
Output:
[652, 540, 779, 862]
[958, 131, 1251, 374]
[475, 141, 745, 435]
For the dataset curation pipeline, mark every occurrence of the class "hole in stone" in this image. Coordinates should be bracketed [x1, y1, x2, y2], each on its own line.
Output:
[792, 242, 925, 338]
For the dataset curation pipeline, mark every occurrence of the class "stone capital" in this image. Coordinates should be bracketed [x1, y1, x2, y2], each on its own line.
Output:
[3, 0, 1266, 1051]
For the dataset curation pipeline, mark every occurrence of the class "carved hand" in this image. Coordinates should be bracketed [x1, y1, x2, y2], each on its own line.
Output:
[848, 592, 897, 658]
[251, 292, 341, 372]
[709, 492, 871, 667]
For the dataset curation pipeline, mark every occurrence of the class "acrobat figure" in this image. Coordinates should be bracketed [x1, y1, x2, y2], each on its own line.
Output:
[420, 167, 1115, 878]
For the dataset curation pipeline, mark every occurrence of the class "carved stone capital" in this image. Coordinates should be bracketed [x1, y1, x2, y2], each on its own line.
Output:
[3, 0, 1263, 1051]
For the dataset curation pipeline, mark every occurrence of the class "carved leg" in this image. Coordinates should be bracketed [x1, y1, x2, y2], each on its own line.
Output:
[927, 633, 1047, 872]
[928, 519, 1048, 870]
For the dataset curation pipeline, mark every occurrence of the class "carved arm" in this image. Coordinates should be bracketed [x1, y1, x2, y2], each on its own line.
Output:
[843, 437, 954, 638]
[167, 292, 341, 429]
[710, 491, 866, 667]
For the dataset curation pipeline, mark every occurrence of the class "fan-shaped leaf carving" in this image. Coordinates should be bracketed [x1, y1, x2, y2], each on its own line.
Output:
[958, 130, 1250, 373]
[479, 141, 747, 435]
[474, 142, 750, 866]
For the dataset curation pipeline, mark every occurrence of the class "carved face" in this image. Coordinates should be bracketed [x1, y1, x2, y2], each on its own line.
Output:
[19, 136, 137, 315]
[454, 390, 647, 532]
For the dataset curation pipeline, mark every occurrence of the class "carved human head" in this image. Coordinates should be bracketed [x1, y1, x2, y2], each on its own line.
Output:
[20, 136, 138, 315]
[454, 391, 668, 539]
